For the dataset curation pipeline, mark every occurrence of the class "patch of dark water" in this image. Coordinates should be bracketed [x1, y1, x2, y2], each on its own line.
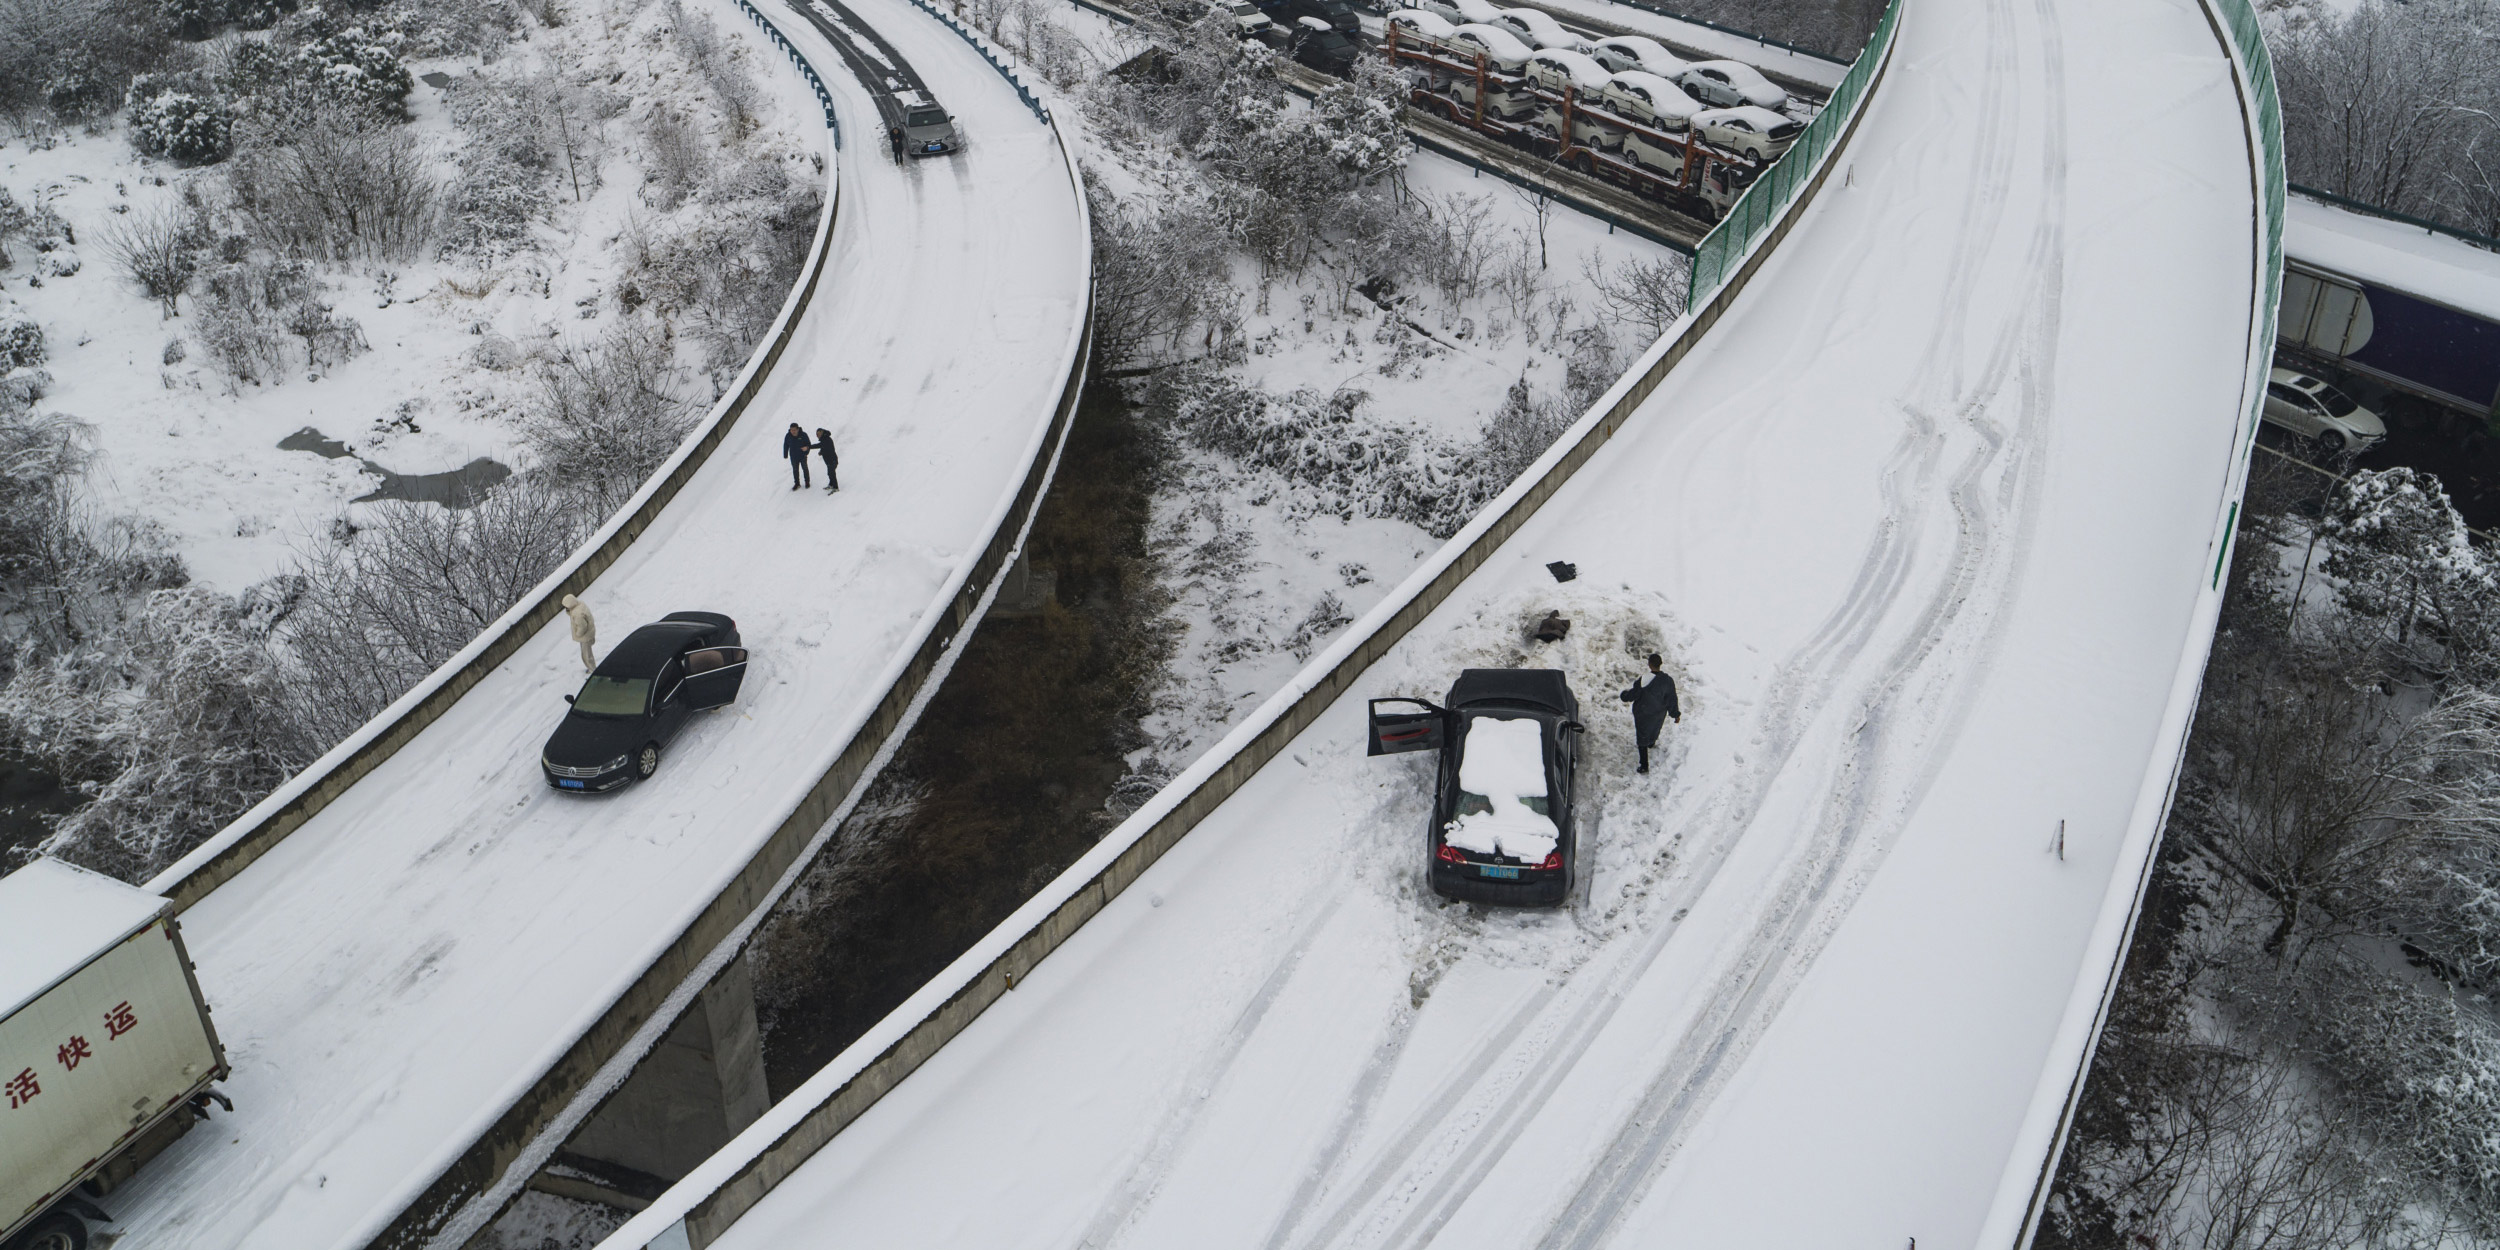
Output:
[278, 427, 512, 509]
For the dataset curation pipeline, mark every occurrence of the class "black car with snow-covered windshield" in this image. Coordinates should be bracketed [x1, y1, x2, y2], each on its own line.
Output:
[1369, 668, 1583, 905]
[542, 613, 747, 792]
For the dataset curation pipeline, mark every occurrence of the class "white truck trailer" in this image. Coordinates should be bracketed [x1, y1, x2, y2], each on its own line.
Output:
[1, 859, 228, 1250]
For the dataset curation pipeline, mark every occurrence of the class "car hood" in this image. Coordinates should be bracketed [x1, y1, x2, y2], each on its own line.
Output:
[2340, 405, 2388, 439]
[544, 711, 643, 767]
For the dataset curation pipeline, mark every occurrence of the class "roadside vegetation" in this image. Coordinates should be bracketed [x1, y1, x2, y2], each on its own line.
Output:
[0, 0, 818, 881]
[2268, 0, 2500, 237]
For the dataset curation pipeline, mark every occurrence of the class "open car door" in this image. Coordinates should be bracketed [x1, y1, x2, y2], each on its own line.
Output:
[675, 647, 749, 710]
[1368, 698, 1446, 756]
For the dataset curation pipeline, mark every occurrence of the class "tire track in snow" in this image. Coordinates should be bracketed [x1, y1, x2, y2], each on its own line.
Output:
[1529, 1, 2071, 1242]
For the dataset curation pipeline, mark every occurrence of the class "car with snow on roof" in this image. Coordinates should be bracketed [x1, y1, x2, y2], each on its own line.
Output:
[1442, 21, 1534, 71]
[1369, 668, 1584, 906]
[542, 612, 747, 792]
[1674, 59, 1786, 110]
[2263, 366, 2385, 456]
[1489, 5, 1579, 50]
[1584, 33, 1684, 78]
[1693, 104, 1799, 160]
[1413, 0, 1498, 26]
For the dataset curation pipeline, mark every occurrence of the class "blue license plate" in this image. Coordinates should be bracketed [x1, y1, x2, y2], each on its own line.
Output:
[1481, 865, 1519, 879]
[559, 779, 585, 789]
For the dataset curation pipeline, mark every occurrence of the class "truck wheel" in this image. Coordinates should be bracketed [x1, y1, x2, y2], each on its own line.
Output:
[15, 1214, 87, 1250]
[635, 744, 660, 781]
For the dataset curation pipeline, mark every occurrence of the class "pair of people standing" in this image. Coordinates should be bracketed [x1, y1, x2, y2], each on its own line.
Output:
[783, 423, 840, 492]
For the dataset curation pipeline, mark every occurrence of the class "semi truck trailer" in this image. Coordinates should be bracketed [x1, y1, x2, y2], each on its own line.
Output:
[2, 859, 228, 1250]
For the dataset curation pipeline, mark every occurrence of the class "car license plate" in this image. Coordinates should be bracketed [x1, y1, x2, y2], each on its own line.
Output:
[559, 779, 585, 789]
[1481, 865, 1519, 880]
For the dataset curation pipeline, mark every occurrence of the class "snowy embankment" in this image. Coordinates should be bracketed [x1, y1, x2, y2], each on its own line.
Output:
[601, 0, 2266, 1241]
[87, 0, 1088, 1246]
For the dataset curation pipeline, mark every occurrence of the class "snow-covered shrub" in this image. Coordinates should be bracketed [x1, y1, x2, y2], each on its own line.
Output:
[193, 258, 289, 386]
[380, 0, 521, 58]
[0, 315, 43, 370]
[1153, 366, 1492, 538]
[639, 108, 709, 211]
[278, 492, 583, 747]
[1088, 180, 1234, 369]
[666, 0, 759, 130]
[227, 110, 440, 261]
[1582, 250, 1690, 345]
[281, 291, 366, 371]
[2321, 467, 2498, 668]
[98, 202, 207, 316]
[1478, 374, 1573, 486]
[46, 56, 122, 122]
[130, 90, 236, 164]
[519, 322, 696, 523]
[276, 13, 415, 119]
[5, 585, 303, 883]
[619, 170, 821, 380]
[2274, 0, 2500, 237]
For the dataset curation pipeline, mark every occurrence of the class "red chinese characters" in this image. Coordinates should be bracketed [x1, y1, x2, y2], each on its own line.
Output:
[104, 1001, 137, 1040]
[56, 1036, 91, 1071]
[5, 1067, 36, 1109]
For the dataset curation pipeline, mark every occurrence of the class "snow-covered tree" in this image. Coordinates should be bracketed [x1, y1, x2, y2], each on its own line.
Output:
[130, 90, 236, 164]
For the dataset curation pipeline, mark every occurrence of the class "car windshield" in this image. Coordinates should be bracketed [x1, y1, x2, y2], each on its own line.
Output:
[2319, 387, 2358, 417]
[1768, 120, 1801, 137]
[1443, 717, 1558, 862]
[573, 675, 651, 716]
[907, 110, 948, 127]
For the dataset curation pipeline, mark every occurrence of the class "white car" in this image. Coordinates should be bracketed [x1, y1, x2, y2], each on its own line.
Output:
[1446, 22, 1534, 71]
[1585, 34, 1685, 78]
[1227, 0, 1274, 37]
[1598, 69, 1700, 130]
[1693, 105, 1799, 159]
[1387, 7, 1455, 41]
[1490, 6, 1580, 50]
[2263, 367, 2385, 455]
[1417, 0, 1500, 25]
[1440, 71, 1538, 119]
[1675, 59, 1786, 110]
[1525, 47, 1609, 98]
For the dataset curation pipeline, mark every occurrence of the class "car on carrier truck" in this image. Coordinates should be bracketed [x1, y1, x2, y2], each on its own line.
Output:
[1369, 668, 1585, 906]
[2, 859, 229, 1250]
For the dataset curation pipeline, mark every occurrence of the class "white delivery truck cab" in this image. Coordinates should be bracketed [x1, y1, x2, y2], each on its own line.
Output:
[1, 859, 227, 1250]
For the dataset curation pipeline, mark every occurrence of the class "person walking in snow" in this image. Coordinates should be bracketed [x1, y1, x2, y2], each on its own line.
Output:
[888, 126, 906, 164]
[783, 423, 814, 490]
[815, 427, 840, 493]
[562, 594, 597, 672]
[1618, 652, 1680, 775]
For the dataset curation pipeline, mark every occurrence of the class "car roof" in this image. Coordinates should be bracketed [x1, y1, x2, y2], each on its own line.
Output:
[1451, 23, 1533, 56]
[1447, 667, 1577, 715]
[1700, 104, 1790, 127]
[594, 621, 710, 676]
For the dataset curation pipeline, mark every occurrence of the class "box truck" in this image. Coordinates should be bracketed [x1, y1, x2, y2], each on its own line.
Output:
[2, 859, 228, 1250]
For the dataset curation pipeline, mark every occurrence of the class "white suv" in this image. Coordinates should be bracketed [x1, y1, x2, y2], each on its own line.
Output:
[2263, 367, 2385, 455]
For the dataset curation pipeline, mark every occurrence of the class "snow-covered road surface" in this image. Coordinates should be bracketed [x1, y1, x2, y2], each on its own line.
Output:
[94, 2, 1088, 1245]
[635, 0, 2265, 1242]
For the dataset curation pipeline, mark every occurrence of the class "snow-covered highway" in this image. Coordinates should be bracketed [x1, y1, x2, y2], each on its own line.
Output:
[602, 0, 2273, 1241]
[88, 1, 1090, 1245]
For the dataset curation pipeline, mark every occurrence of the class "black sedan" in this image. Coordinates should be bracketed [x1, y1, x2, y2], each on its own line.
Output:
[542, 612, 748, 792]
[1369, 668, 1583, 905]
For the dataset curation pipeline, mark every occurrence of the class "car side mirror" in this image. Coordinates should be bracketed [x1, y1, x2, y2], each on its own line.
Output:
[563, 694, 575, 705]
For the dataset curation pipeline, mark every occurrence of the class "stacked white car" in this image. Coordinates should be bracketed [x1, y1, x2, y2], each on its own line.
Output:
[1384, 1, 1805, 212]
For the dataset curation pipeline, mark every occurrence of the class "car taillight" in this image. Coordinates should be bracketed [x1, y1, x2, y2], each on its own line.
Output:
[1540, 851, 1562, 870]
[1435, 843, 1467, 865]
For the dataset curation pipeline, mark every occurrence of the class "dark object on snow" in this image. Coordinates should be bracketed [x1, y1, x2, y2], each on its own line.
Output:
[542, 613, 747, 793]
[1546, 561, 1577, 583]
[1619, 652, 1681, 774]
[815, 428, 840, 492]
[1532, 611, 1570, 643]
[1368, 668, 1585, 907]
[888, 126, 905, 164]
[420, 71, 453, 89]
[784, 423, 814, 489]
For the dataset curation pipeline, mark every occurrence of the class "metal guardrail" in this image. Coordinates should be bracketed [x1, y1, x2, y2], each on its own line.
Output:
[1685, 0, 1896, 304]
[734, 0, 842, 140]
[906, 0, 1053, 124]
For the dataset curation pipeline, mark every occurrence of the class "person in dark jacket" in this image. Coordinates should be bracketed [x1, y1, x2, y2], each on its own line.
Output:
[815, 427, 839, 493]
[888, 126, 906, 164]
[1619, 652, 1681, 775]
[783, 423, 813, 489]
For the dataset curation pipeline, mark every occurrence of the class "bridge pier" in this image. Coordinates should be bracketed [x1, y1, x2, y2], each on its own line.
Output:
[530, 955, 771, 1212]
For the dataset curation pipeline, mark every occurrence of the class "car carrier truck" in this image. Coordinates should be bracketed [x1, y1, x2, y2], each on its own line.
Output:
[1, 859, 229, 1250]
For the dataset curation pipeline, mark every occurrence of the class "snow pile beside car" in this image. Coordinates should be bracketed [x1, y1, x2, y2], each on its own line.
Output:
[1441, 715, 1558, 861]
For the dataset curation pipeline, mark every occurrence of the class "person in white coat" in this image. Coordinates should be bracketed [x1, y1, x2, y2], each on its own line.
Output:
[563, 594, 597, 671]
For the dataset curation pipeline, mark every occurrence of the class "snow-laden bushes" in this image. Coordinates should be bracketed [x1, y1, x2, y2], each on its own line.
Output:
[0, 0, 173, 125]
[130, 89, 237, 164]
[227, 111, 440, 261]
[2274, 0, 2500, 238]
[615, 160, 822, 382]
[276, 493, 584, 748]
[191, 254, 367, 386]
[4, 586, 303, 882]
[1088, 180, 1235, 370]
[0, 315, 43, 371]
[516, 322, 697, 523]
[98, 202, 207, 317]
